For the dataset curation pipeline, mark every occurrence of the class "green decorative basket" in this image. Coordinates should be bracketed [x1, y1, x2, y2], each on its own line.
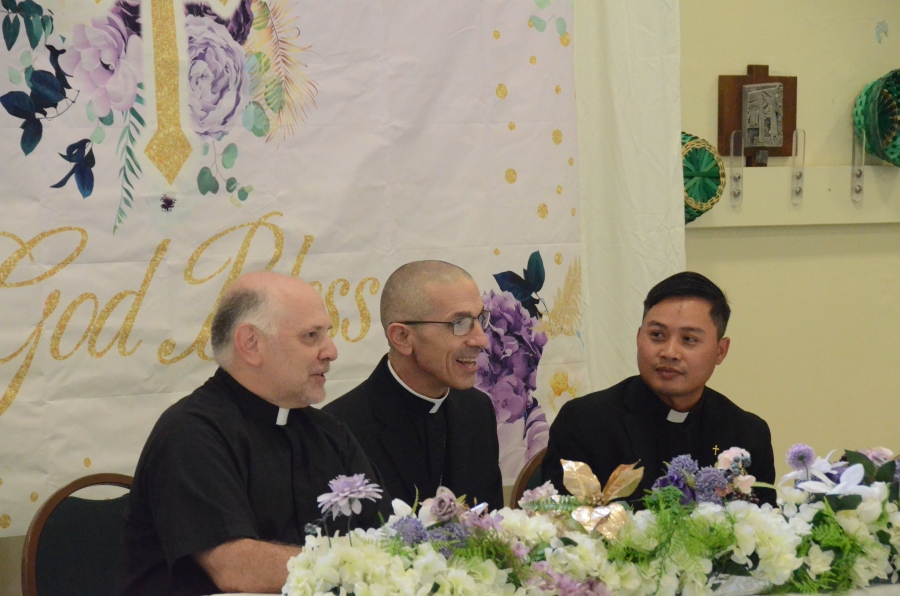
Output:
[682, 132, 725, 224]
[853, 69, 900, 166]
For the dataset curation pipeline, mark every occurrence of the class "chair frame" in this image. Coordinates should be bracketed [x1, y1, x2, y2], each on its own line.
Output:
[21, 473, 133, 596]
[509, 447, 547, 508]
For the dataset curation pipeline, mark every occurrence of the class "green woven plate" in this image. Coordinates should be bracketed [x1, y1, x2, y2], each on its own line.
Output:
[853, 70, 900, 166]
[682, 132, 725, 224]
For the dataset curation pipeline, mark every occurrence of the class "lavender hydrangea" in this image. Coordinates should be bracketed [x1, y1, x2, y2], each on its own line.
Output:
[185, 15, 249, 140]
[667, 455, 700, 477]
[392, 516, 427, 547]
[425, 522, 470, 558]
[694, 467, 728, 505]
[786, 444, 816, 471]
[476, 290, 548, 425]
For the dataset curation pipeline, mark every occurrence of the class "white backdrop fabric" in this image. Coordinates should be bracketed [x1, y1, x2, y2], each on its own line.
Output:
[0, 0, 684, 536]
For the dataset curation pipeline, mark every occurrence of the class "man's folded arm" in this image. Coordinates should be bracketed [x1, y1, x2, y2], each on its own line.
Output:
[195, 538, 302, 594]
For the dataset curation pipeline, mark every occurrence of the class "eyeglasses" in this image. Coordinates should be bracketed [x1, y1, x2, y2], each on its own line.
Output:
[399, 310, 490, 337]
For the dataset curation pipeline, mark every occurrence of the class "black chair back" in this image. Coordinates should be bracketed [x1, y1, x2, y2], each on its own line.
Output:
[22, 473, 132, 596]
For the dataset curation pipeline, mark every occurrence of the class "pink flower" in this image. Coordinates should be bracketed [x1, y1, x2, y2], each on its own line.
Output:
[733, 474, 756, 495]
[716, 447, 751, 471]
[859, 447, 894, 466]
[59, 14, 142, 116]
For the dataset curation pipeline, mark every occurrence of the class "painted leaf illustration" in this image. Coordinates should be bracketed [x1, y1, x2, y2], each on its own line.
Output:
[524, 250, 545, 292]
[529, 16, 546, 32]
[493, 271, 533, 302]
[600, 463, 644, 504]
[244, 0, 317, 141]
[542, 257, 582, 338]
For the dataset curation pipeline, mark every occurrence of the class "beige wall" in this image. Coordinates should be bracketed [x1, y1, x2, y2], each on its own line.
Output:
[681, 0, 900, 478]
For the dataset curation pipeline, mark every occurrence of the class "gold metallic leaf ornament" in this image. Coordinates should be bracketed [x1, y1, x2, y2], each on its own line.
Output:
[560, 459, 643, 539]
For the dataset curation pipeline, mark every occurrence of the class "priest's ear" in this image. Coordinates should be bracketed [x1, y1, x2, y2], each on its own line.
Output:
[233, 323, 264, 367]
[385, 322, 415, 356]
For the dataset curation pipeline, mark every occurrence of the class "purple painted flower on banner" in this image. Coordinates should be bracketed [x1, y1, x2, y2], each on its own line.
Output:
[112, 0, 142, 38]
[185, 15, 249, 140]
[186, 0, 254, 45]
[476, 290, 548, 424]
[59, 13, 142, 117]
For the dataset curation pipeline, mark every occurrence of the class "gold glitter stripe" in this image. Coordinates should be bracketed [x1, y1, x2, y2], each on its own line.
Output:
[144, 0, 193, 184]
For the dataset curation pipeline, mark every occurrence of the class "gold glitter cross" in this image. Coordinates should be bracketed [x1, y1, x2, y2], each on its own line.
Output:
[712, 445, 720, 455]
[144, 0, 232, 184]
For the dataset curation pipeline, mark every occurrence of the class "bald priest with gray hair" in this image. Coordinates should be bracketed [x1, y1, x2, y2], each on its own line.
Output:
[324, 260, 504, 510]
[119, 271, 390, 596]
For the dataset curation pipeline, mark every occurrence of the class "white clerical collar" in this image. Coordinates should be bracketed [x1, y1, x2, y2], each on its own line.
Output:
[667, 409, 689, 423]
[276, 407, 289, 426]
[387, 360, 448, 413]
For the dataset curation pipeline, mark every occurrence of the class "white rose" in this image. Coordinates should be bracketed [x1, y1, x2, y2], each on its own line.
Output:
[805, 544, 835, 578]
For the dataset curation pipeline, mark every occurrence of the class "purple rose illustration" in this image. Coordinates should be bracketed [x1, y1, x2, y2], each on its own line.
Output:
[186, 0, 254, 45]
[185, 15, 249, 141]
[59, 13, 142, 116]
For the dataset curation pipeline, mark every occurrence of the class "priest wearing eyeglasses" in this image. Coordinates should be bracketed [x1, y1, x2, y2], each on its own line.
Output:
[324, 261, 504, 510]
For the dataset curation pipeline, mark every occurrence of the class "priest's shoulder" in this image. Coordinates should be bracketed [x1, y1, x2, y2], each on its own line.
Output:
[555, 377, 634, 418]
[153, 374, 240, 429]
[703, 386, 769, 428]
[321, 379, 372, 419]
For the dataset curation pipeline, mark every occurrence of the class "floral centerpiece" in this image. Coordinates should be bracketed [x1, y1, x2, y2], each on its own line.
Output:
[283, 446, 900, 596]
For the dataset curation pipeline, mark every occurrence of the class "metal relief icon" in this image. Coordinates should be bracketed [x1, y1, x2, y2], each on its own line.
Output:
[742, 83, 783, 148]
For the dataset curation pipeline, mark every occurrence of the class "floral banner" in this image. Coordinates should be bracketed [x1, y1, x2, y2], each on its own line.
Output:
[0, 0, 584, 534]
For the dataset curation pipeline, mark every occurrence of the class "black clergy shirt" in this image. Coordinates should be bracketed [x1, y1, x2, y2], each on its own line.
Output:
[542, 376, 777, 507]
[324, 355, 505, 510]
[119, 368, 391, 596]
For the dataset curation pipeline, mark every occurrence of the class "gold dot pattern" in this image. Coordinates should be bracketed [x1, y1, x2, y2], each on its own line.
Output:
[552, 129, 563, 145]
[529, 56, 537, 65]
[495, 84, 508, 99]
[508, 122, 516, 131]
[571, 208, 577, 216]
[493, 30, 500, 39]
[84, 457, 91, 468]
[538, 204, 549, 218]
[0, 514, 9, 529]
[528, 19, 533, 28]
[30, 492, 38, 502]
[560, 32, 571, 47]
[555, 85, 562, 95]
[568, 157, 574, 166]
[505, 169, 517, 184]
[494, 248, 501, 255]
[555, 253, 563, 265]
[557, 186, 563, 195]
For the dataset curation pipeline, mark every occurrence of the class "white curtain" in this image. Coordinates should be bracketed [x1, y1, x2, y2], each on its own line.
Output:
[576, 0, 685, 391]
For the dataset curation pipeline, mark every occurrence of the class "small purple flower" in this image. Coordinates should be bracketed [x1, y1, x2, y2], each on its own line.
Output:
[426, 522, 470, 558]
[430, 486, 463, 522]
[786, 444, 816, 471]
[316, 474, 382, 519]
[667, 454, 700, 478]
[519, 480, 558, 507]
[652, 472, 694, 505]
[393, 516, 427, 547]
[512, 540, 531, 559]
[694, 467, 728, 505]
[528, 561, 610, 596]
[460, 509, 504, 531]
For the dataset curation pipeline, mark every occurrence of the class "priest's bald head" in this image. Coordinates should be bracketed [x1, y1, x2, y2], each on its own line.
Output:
[210, 271, 338, 409]
[380, 261, 489, 398]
